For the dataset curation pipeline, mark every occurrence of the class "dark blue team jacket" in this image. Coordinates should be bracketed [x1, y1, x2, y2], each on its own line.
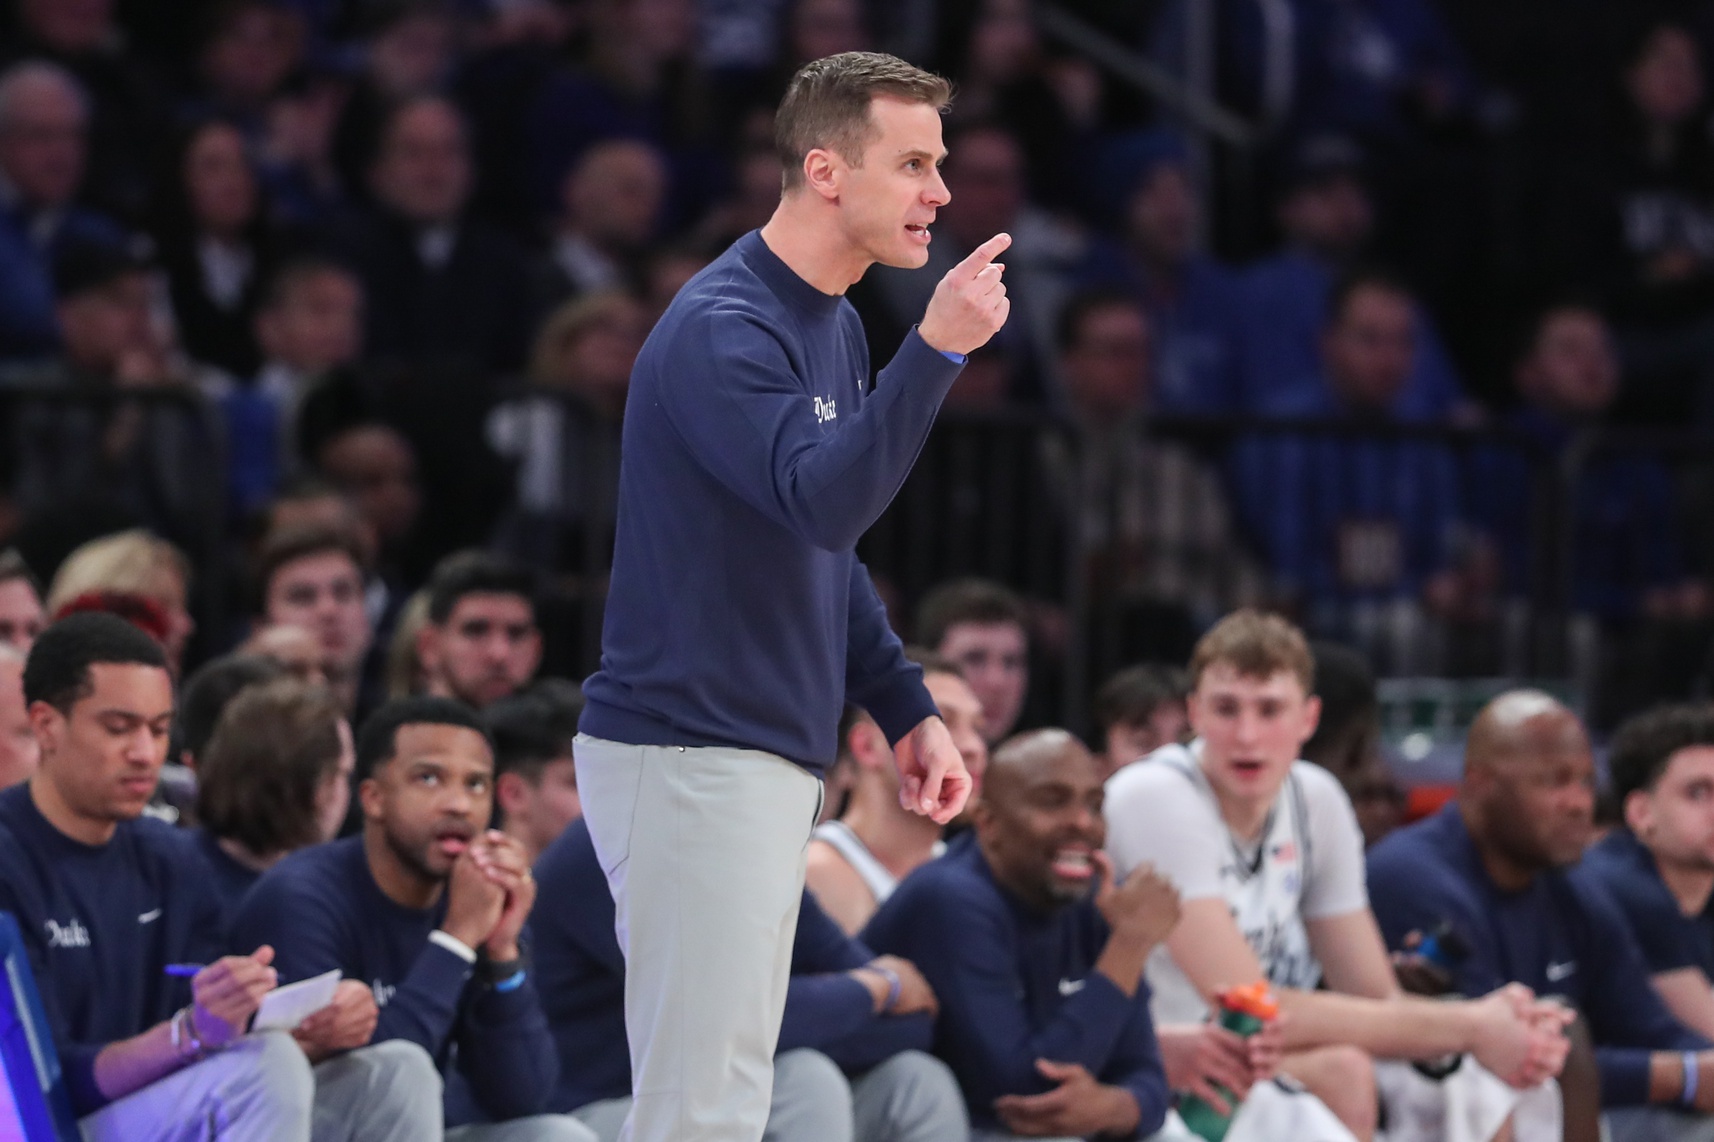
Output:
[229, 835, 557, 1123]
[1368, 804, 1711, 1106]
[863, 835, 1170, 1137]
[1582, 828, 1714, 979]
[580, 230, 958, 773]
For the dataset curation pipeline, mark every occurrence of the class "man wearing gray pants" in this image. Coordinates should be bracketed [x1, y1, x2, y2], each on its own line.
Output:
[577, 47, 1008, 1142]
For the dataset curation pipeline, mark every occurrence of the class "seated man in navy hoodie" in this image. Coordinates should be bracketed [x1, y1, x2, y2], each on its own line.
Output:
[232, 696, 593, 1142]
[864, 728, 1182, 1140]
[533, 813, 968, 1141]
[1368, 690, 1714, 1141]
[1582, 705, 1714, 1042]
[0, 613, 435, 1141]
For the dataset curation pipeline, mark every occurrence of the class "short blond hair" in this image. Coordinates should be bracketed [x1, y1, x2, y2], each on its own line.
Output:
[776, 52, 951, 190]
[528, 290, 640, 387]
[1189, 609, 1314, 692]
[46, 530, 190, 615]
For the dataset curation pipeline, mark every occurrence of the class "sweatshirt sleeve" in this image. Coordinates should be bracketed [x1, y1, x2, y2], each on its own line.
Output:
[455, 963, 559, 1120]
[664, 312, 961, 553]
[844, 558, 938, 745]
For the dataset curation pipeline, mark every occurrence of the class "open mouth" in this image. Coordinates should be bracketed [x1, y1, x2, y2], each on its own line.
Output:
[435, 827, 474, 857]
[1050, 846, 1094, 881]
[1230, 759, 1266, 778]
[905, 223, 931, 243]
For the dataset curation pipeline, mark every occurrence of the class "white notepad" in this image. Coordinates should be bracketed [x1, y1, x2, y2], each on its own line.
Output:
[252, 969, 343, 1032]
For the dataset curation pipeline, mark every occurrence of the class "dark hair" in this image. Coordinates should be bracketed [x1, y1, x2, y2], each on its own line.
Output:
[1302, 641, 1379, 772]
[1056, 289, 1143, 354]
[914, 578, 1027, 649]
[22, 613, 168, 712]
[252, 523, 368, 615]
[1094, 664, 1188, 734]
[485, 679, 584, 781]
[1608, 703, 1714, 805]
[197, 678, 345, 854]
[775, 52, 952, 190]
[1326, 268, 1413, 330]
[0, 549, 40, 595]
[356, 695, 491, 781]
[177, 653, 286, 764]
[425, 550, 536, 625]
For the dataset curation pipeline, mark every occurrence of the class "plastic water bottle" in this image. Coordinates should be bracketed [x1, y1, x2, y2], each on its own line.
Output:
[1177, 982, 1279, 1142]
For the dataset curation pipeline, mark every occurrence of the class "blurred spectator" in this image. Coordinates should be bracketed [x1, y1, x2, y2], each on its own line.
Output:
[342, 94, 534, 374]
[417, 549, 541, 710]
[863, 120, 1079, 404]
[332, 0, 461, 199]
[314, 420, 423, 576]
[1367, 691, 1710, 1136]
[693, 145, 785, 253]
[525, 0, 718, 227]
[175, 652, 287, 773]
[150, 117, 296, 378]
[488, 291, 644, 569]
[1303, 640, 1403, 848]
[0, 642, 38, 788]
[223, 256, 365, 514]
[1230, 270, 1469, 674]
[1233, 137, 1465, 421]
[231, 696, 583, 1138]
[0, 61, 129, 359]
[45, 528, 195, 672]
[1076, 132, 1243, 416]
[238, 621, 326, 683]
[806, 650, 986, 935]
[254, 522, 374, 715]
[1583, 703, 1714, 1042]
[189, 0, 306, 132]
[1043, 291, 1264, 645]
[193, 676, 352, 922]
[864, 728, 1178, 1140]
[0, 547, 46, 652]
[0, 0, 168, 224]
[485, 679, 585, 865]
[1599, 23, 1714, 424]
[1091, 663, 1188, 779]
[916, 578, 1030, 746]
[536, 138, 668, 308]
[385, 586, 431, 699]
[641, 244, 709, 319]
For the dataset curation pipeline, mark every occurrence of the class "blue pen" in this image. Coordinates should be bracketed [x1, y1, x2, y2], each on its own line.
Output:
[163, 963, 204, 977]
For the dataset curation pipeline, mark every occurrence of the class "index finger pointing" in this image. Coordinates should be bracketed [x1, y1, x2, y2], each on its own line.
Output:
[957, 232, 1012, 277]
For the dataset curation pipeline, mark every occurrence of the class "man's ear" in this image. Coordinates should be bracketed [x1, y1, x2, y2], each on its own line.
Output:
[495, 771, 530, 818]
[357, 775, 383, 823]
[1624, 788, 1654, 838]
[415, 624, 442, 677]
[801, 147, 844, 202]
[26, 701, 62, 761]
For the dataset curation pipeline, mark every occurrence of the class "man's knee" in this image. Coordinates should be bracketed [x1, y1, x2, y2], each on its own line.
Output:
[1282, 1044, 1378, 1141]
[351, 1039, 441, 1100]
[853, 1050, 968, 1141]
[768, 1048, 854, 1142]
[244, 1029, 317, 1112]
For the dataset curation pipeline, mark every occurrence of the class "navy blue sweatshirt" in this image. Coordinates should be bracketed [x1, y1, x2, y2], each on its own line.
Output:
[862, 835, 1170, 1138]
[229, 836, 557, 1123]
[0, 784, 216, 1115]
[1581, 828, 1714, 978]
[1368, 805, 1710, 1106]
[581, 230, 959, 772]
[532, 818, 932, 1111]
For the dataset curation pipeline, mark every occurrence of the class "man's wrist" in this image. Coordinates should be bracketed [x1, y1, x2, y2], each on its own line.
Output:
[1100, 1084, 1141, 1134]
[850, 968, 891, 1013]
[431, 928, 480, 963]
[484, 940, 520, 963]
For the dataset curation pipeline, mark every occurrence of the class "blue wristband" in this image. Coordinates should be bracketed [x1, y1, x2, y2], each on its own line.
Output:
[939, 349, 966, 364]
[1685, 1052, 1700, 1108]
[493, 969, 527, 993]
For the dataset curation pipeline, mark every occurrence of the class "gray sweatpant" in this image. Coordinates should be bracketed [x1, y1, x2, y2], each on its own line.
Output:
[574, 736, 822, 1142]
[573, 1048, 969, 1142]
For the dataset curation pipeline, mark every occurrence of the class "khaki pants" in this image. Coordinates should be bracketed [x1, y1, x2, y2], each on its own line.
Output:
[574, 735, 821, 1142]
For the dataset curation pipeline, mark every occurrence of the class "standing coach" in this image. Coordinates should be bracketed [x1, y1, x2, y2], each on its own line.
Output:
[575, 50, 1008, 1142]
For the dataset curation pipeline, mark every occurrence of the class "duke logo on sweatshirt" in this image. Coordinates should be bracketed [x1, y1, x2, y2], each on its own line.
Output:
[45, 918, 90, 949]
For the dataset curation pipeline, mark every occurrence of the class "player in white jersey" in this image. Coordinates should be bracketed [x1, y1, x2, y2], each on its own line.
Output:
[1104, 611, 1572, 1142]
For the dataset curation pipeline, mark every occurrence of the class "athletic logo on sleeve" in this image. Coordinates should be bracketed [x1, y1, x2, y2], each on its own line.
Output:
[813, 397, 838, 424]
[138, 908, 162, 924]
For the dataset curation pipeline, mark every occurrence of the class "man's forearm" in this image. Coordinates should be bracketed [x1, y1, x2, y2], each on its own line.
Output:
[92, 1019, 192, 1102]
[1095, 929, 1155, 999]
[1278, 988, 1478, 1059]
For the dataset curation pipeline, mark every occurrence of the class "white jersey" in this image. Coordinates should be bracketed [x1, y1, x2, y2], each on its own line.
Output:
[1104, 741, 1368, 1024]
[810, 820, 944, 906]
